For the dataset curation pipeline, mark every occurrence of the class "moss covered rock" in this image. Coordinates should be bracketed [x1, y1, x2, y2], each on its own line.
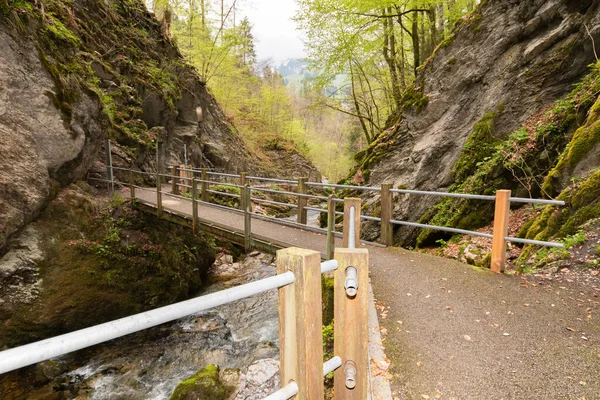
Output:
[0, 185, 216, 347]
[170, 365, 234, 400]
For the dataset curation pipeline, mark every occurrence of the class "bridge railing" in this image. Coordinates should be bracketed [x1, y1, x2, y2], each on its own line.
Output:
[0, 192, 370, 400]
[92, 150, 565, 273]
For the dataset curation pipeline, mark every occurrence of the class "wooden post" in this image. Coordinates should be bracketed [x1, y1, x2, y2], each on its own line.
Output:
[491, 189, 511, 273]
[244, 185, 253, 251]
[297, 177, 308, 224]
[380, 183, 394, 246]
[277, 247, 324, 400]
[171, 165, 179, 195]
[240, 172, 247, 211]
[326, 195, 336, 260]
[342, 198, 361, 248]
[104, 139, 114, 194]
[179, 164, 188, 194]
[191, 178, 198, 235]
[201, 168, 209, 202]
[156, 172, 163, 216]
[333, 247, 369, 400]
[129, 170, 136, 200]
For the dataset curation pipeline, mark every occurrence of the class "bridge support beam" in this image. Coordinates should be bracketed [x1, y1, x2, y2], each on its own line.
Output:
[240, 172, 247, 211]
[129, 171, 135, 200]
[156, 172, 163, 216]
[201, 168, 209, 202]
[491, 189, 511, 273]
[179, 164, 188, 194]
[297, 177, 308, 225]
[192, 178, 198, 235]
[277, 247, 324, 400]
[380, 183, 394, 246]
[171, 165, 179, 195]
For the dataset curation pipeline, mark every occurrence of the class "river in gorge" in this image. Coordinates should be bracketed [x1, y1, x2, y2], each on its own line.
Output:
[1, 252, 281, 400]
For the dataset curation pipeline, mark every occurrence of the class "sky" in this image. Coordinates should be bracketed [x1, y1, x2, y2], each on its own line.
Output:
[238, 0, 306, 63]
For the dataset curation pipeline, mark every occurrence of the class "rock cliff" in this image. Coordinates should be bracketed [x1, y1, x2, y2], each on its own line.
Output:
[0, 0, 318, 252]
[356, 0, 600, 246]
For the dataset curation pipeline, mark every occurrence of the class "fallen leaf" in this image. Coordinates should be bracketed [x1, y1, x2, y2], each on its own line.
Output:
[503, 333, 511, 336]
[421, 395, 430, 399]
[591, 271, 599, 276]
[566, 327, 575, 332]
[434, 393, 442, 399]
[463, 335, 472, 341]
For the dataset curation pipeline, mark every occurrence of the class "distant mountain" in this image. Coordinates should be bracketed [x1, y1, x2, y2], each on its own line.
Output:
[273, 58, 316, 87]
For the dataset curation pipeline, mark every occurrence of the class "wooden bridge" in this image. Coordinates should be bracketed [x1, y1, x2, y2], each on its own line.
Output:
[90, 163, 600, 399]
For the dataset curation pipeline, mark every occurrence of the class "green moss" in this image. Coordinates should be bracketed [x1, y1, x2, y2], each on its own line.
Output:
[0, 187, 216, 347]
[447, 57, 457, 65]
[322, 276, 334, 326]
[452, 111, 497, 182]
[170, 365, 233, 400]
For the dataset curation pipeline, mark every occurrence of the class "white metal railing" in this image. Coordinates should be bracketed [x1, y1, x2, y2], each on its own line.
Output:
[0, 260, 339, 376]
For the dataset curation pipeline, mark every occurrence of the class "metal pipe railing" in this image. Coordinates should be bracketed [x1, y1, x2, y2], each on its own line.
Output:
[247, 176, 297, 184]
[252, 197, 298, 208]
[348, 206, 356, 249]
[323, 356, 343, 376]
[509, 197, 565, 206]
[321, 259, 338, 273]
[206, 171, 241, 178]
[390, 188, 495, 200]
[0, 272, 296, 375]
[206, 190, 240, 198]
[306, 182, 380, 191]
[505, 236, 564, 248]
[390, 219, 494, 239]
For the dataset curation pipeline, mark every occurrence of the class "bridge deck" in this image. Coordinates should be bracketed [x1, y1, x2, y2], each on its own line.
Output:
[131, 187, 600, 399]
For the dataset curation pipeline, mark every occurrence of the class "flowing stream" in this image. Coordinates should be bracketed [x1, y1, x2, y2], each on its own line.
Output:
[9, 253, 281, 400]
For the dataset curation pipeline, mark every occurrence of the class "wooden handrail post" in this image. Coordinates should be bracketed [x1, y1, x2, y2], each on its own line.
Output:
[191, 178, 198, 235]
[105, 139, 114, 194]
[277, 247, 324, 400]
[244, 185, 253, 251]
[326, 195, 336, 260]
[201, 168, 209, 202]
[380, 183, 394, 246]
[240, 172, 247, 211]
[297, 177, 308, 225]
[171, 165, 179, 195]
[129, 170, 135, 200]
[333, 247, 369, 400]
[156, 172, 163, 216]
[342, 198, 361, 248]
[179, 164, 187, 194]
[491, 189, 511, 273]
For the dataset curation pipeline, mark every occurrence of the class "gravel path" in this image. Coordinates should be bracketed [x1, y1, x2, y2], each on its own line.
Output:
[132, 187, 600, 399]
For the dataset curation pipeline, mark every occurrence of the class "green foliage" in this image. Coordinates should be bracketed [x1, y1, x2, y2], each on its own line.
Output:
[451, 111, 497, 182]
[0, 187, 216, 347]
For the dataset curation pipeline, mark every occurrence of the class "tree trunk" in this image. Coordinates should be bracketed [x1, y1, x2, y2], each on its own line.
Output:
[350, 64, 372, 144]
[411, 11, 420, 77]
[382, 7, 402, 108]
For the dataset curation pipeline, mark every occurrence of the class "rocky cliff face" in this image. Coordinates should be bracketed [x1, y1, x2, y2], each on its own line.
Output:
[356, 0, 600, 245]
[0, 0, 318, 252]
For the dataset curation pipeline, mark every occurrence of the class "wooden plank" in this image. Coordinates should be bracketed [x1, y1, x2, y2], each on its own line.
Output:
[191, 178, 198, 235]
[342, 198, 361, 248]
[179, 164, 187, 194]
[201, 168, 209, 202]
[326, 194, 336, 260]
[129, 170, 135, 200]
[333, 248, 369, 400]
[156, 173, 163, 216]
[380, 184, 393, 246]
[104, 139, 114, 194]
[244, 186, 253, 251]
[297, 177, 308, 225]
[171, 165, 179, 195]
[491, 189, 511, 273]
[277, 247, 324, 400]
[240, 172, 247, 211]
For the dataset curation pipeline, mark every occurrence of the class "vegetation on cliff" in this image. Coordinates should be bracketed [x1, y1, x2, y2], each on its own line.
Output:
[0, 184, 216, 347]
